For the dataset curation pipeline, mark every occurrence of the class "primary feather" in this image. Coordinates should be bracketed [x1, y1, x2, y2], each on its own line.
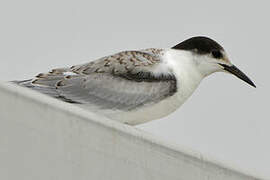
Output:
[14, 48, 177, 116]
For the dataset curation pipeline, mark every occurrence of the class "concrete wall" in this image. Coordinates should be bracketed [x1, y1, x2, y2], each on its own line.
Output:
[0, 83, 263, 180]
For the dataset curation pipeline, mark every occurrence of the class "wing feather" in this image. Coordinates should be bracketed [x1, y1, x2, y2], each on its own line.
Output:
[14, 49, 177, 111]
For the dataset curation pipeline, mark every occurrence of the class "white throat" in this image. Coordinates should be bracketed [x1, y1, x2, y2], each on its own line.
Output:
[163, 49, 204, 104]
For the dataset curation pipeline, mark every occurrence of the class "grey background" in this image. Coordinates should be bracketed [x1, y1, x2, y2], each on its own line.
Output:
[0, 0, 269, 177]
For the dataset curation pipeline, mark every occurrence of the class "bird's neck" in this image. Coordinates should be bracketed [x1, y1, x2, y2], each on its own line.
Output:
[163, 49, 204, 104]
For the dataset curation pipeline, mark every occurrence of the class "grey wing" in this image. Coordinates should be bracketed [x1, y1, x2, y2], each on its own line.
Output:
[14, 49, 177, 111]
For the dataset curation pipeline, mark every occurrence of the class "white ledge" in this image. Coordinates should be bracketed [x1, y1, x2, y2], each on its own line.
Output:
[0, 82, 264, 180]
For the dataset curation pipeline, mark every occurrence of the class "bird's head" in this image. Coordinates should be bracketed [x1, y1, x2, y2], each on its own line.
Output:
[172, 36, 256, 88]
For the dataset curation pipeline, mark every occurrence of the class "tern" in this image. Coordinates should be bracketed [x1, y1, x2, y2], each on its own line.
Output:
[14, 36, 256, 125]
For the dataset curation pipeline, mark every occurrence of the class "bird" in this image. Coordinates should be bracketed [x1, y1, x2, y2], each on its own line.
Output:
[13, 36, 256, 125]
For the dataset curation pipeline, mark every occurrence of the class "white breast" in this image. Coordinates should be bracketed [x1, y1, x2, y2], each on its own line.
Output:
[166, 49, 204, 104]
[103, 49, 204, 125]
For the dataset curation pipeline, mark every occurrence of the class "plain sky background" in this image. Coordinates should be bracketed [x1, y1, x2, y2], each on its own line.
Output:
[0, 0, 269, 178]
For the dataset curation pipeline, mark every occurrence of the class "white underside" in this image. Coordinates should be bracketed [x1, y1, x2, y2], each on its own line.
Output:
[97, 49, 204, 125]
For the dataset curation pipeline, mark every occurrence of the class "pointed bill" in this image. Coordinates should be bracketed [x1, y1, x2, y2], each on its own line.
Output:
[219, 64, 256, 88]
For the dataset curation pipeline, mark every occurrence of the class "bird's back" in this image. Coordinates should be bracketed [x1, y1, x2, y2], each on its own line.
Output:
[13, 49, 179, 124]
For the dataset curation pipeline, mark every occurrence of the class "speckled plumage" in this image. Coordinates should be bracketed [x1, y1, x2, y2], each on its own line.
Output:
[13, 36, 255, 125]
[15, 48, 177, 114]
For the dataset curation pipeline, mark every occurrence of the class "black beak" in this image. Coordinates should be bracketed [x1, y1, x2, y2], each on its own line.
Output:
[219, 64, 256, 88]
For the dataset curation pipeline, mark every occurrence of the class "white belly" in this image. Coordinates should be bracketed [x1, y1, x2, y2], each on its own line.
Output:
[107, 93, 183, 125]
[104, 72, 203, 125]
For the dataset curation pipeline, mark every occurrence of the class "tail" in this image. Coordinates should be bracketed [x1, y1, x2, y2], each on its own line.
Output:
[10, 79, 79, 104]
[10, 79, 60, 98]
[11, 79, 34, 88]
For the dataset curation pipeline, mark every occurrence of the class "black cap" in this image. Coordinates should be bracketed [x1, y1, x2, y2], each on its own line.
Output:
[172, 36, 224, 55]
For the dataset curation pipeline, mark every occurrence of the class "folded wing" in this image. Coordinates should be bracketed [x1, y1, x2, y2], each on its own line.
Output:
[14, 49, 177, 111]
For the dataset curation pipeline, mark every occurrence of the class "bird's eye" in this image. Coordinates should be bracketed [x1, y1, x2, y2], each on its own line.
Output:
[211, 50, 223, 59]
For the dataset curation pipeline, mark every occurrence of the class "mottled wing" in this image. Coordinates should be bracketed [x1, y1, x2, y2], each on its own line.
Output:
[15, 49, 177, 111]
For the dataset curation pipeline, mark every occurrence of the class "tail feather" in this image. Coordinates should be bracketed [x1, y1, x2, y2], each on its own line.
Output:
[11, 79, 80, 104]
